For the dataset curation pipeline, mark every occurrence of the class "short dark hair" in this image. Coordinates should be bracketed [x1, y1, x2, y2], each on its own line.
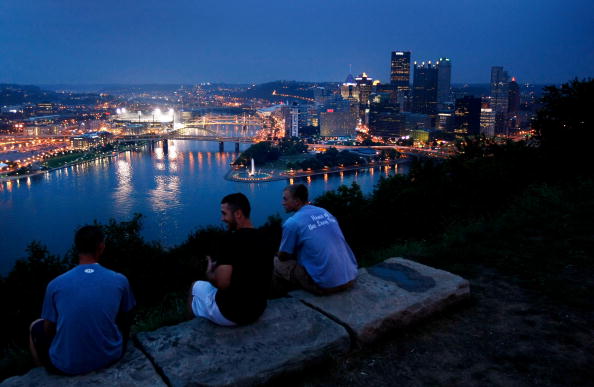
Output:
[221, 193, 251, 218]
[75, 225, 105, 255]
[285, 184, 308, 203]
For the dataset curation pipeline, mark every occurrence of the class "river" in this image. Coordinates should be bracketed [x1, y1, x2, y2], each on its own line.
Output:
[0, 126, 408, 274]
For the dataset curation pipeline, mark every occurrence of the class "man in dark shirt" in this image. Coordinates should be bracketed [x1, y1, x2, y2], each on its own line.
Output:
[188, 193, 272, 326]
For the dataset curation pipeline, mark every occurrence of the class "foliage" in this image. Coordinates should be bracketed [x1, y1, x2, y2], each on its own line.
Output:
[276, 137, 308, 155]
[533, 78, 593, 153]
[234, 138, 308, 167]
[287, 147, 363, 171]
[233, 141, 280, 166]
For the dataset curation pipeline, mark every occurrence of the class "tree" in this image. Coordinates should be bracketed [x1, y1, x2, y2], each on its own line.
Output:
[533, 79, 593, 154]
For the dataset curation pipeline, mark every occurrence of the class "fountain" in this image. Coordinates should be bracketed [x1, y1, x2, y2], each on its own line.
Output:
[248, 158, 256, 177]
[229, 157, 273, 182]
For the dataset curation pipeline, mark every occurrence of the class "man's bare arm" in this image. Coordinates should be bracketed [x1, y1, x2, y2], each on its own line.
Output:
[206, 256, 232, 289]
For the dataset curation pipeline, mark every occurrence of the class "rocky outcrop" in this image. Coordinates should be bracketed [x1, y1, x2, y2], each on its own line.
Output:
[1, 344, 165, 387]
[2, 258, 469, 386]
[135, 297, 350, 387]
[290, 258, 470, 345]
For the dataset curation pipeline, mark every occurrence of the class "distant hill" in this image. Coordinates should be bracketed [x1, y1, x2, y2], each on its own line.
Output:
[0, 84, 112, 106]
[238, 81, 338, 102]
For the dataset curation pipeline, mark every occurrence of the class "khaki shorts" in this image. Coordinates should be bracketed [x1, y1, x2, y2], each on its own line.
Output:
[273, 256, 354, 296]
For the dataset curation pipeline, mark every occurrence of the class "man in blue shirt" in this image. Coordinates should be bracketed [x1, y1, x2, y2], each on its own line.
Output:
[29, 226, 136, 375]
[274, 184, 358, 296]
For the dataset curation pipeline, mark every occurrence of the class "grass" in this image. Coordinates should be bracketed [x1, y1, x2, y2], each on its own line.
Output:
[261, 154, 314, 171]
[365, 179, 594, 310]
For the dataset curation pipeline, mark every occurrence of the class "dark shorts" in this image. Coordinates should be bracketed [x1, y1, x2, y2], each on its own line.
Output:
[30, 320, 67, 375]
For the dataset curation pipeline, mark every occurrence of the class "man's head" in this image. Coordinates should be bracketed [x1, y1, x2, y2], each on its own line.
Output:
[221, 193, 251, 231]
[75, 225, 105, 260]
[282, 184, 308, 213]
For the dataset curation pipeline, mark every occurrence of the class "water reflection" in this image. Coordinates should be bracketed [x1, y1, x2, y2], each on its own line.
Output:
[149, 175, 181, 212]
[1, 135, 409, 275]
[113, 159, 133, 215]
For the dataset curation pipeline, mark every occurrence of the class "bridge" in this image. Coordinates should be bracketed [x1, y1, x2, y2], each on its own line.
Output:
[186, 115, 261, 126]
[117, 134, 255, 143]
[309, 144, 453, 159]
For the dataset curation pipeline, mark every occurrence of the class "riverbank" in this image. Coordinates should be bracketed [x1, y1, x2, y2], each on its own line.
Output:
[225, 158, 410, 183]
[0, 142, 147, 184]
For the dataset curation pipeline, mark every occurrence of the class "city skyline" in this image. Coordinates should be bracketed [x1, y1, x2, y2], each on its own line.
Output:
[1, 0, 593, 85]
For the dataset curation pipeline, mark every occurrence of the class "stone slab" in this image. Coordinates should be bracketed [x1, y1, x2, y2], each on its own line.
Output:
[136, 297, 350, 387]
[290, 257, 470, 345]
[1, 344, 165, 387]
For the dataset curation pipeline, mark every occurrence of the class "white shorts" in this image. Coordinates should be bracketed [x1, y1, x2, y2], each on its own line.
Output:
[191, 281, 236, 327]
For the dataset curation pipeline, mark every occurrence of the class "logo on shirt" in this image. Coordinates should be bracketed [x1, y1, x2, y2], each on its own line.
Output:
[307, 212, 336, 231]
[84, 268, 95, 274]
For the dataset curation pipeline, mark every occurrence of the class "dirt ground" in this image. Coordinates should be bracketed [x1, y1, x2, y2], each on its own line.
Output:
[282, 267, 594, 386]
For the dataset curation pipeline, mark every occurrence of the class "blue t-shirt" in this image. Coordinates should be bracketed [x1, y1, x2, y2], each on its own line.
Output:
[41, 264, 136, 375]
[279, 205, 358, 288]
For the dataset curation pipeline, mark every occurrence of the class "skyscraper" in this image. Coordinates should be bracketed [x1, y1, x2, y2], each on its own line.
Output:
[454, 96, 482, 135]
[507, 77, 520, 114]
[436, 58, 452, 107]
[369, 94, 401, 138]
[412, 62, 438, 120]
[390, 51, 411, 91]
[355, 72, 374, 124]
[507, 77, 521, 130]
[340, 73, 358, 101]
[490, 66, 509, 134]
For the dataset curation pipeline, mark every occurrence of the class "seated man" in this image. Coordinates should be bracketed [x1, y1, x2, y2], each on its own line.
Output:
[274, 184, 358, 296]
[29, 225, 136, 375]
[189, 193, 272, 326]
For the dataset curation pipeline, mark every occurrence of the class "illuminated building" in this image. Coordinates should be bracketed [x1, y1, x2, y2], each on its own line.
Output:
[401, 112, 431, 132]
[36, 102, 55, 114]
[411, 129, 430, 143]
[507, 77, 521, 129]
[412, 62, 438, 121]
[490, 66, 509, 134]
[436, 58, 452, 107]
[355, 72, 374, 124]
[454, 96, 482, 135]
[390, 51, 411, 91]
[340, 74, 358, 101]
[355, 72, 373, 104]
[480, 107, 496, 137]
[437, 113, 453, 131]
[369, 94, 401, 138]
[320, 109, 357, 137]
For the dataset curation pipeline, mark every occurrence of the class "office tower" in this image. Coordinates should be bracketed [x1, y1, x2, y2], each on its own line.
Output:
[319, 109, 358, 137]
[454, 96, 482, 135]
[355, 72, 374, 105]
[355, 72, 374, 124]
[480, 107, 496, 137]
[490, 66, 509, 134]
[436, 58, 452, 107]
[289, 103, 300, 137]
[390, 51, 411, 91]
[507, 77, 521, 130]
[340, 73, 358, 101]
[369, 94, 401, 138]
[314, 87, 332, 107]
[412, 62, 438, 121]
[391, 51, 412, 112]
[507, 77, 520, 114]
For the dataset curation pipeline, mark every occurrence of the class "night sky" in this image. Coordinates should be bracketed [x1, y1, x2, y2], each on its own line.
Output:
[1, 0, 592, 85]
